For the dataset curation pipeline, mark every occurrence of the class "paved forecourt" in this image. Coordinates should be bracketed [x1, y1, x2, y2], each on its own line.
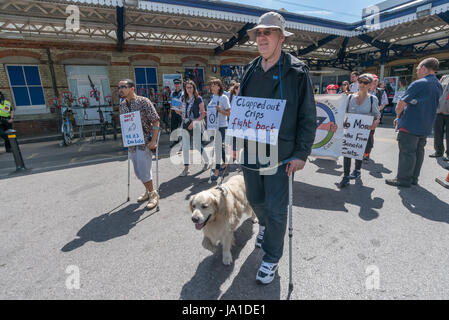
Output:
[1, 126, 449, 299]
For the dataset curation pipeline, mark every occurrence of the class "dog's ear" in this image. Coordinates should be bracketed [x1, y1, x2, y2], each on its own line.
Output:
[211, 190, 224, 214]
[189, 196, 194, 212]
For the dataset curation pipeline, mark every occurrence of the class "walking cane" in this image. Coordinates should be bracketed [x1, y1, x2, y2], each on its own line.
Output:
[288, 172, 294, 293]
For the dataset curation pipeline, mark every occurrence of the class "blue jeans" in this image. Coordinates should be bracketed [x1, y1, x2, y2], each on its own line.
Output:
[242, 163, 289, 263]
[397, 131, 426, 185]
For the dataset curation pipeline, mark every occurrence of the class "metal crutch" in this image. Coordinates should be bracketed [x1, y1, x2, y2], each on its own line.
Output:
[127, 151, 130, 202]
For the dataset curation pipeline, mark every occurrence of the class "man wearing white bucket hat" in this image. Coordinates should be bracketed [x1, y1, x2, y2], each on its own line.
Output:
[239, 12, 317, 285]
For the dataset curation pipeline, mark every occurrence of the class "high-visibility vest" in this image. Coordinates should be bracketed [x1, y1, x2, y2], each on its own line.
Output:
[0, 100, 12, 117]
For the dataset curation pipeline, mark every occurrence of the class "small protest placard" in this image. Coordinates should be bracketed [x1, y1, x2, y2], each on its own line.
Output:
[120, 111, 145, 147]
[171, 96, 182, 111]
[227, 96, 286, 145]
[341, 113, 374, 160]
[207, 105, 218, 130]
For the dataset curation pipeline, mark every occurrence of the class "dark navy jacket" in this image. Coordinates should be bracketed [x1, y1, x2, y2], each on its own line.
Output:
[240, 52, 317, 162]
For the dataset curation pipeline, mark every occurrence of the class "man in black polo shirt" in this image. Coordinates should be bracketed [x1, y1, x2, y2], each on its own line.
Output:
[240, 12, 316, 285]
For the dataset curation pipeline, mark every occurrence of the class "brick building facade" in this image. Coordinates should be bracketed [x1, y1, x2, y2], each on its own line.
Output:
[0, 39, 256, 135]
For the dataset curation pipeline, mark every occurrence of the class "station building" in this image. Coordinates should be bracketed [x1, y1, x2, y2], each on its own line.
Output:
[1, 0, 449, 135]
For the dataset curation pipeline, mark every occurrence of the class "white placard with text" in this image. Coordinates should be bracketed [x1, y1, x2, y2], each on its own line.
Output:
[207, 105, 219, 130]
[341, 113, 374, 160]
[120, 111, 145, 147]
[226, 96, 286, 145]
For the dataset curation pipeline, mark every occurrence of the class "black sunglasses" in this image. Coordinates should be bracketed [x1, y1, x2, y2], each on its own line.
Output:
[358, 80, 370, 85]
[118, 85, 130, 89]
[256, 29, 277, 37]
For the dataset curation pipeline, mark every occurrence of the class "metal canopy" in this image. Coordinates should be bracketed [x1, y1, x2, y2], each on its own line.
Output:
[0, 0, 449, 70]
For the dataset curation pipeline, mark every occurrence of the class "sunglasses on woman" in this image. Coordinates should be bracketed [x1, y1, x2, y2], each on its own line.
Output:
[358, 80, 370, 85]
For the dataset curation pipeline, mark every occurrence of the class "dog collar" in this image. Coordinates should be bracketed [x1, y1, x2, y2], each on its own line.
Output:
[215, 185, 229, 196]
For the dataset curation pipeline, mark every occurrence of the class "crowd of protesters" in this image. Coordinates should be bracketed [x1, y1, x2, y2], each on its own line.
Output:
[122, 55, 448, 188]
[324, 57, 446, 188]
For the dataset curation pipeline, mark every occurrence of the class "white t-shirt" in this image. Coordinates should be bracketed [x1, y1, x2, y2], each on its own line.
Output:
[208, 94, 230, 128]
[350, 82, 359, 93]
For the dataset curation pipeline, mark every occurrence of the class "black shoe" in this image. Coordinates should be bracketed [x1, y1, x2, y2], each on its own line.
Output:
[5, 149, 12, 153]
[443, 156, 449, 162]
[411, 180, 418, 185]
[338, 176, 350, 188]
[429, 153, 443, 158]
[349, 170, 361, 180]
[385, 178, 411, 188]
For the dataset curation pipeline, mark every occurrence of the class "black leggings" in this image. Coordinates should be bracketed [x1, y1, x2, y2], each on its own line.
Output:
[215, 127, 227, 170]
[343, 157, 362, 176]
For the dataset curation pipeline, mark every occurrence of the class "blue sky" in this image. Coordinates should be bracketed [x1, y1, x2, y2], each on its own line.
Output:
[225, 0, 379, 23]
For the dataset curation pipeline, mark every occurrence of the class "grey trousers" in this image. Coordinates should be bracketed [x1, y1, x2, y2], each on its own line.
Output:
[242, 163, 289, 264]
[433, 113, 449, 157]
[396, 131, 427, 185]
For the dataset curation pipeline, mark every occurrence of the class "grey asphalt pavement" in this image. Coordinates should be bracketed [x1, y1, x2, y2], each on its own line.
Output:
[1, 125, 449, 300]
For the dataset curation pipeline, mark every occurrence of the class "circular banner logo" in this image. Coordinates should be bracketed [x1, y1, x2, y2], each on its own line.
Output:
[313, 102, 337, 149]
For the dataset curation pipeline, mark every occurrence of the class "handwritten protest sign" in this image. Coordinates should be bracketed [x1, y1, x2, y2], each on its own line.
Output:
[120, 111, 145, 147]
[341, 113, 374, 160]
[226, 96, 286, 145]
[207, 105, 218, 130]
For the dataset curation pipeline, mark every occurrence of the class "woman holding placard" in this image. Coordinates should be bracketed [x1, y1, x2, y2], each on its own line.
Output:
[179, 80, 209, 176]
[338, 73, 381, 188]
[208, 78, 231, 181]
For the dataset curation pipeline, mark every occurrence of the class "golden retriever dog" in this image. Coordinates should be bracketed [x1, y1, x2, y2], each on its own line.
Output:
[189, 175, 258, 265]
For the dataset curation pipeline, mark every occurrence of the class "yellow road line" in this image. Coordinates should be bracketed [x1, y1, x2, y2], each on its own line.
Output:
[70, 157, 78, 164]
[26, 153, 38, 160]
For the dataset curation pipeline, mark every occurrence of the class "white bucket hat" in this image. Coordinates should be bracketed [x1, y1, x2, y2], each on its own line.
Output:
[247, 11, 294, 41]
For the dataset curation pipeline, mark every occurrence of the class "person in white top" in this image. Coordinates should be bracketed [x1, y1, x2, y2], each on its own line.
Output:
[207, 78, 231, 181]
[349, 71, 360, 93]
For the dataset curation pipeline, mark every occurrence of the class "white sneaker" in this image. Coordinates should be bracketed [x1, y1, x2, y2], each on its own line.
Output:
[256, 261, 278, 285]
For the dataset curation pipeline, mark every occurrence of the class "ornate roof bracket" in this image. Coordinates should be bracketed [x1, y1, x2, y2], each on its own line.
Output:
[214, 22, 255, 55]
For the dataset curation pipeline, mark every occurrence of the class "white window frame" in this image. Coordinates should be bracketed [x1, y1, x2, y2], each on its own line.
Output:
[5, 64, 48, 115]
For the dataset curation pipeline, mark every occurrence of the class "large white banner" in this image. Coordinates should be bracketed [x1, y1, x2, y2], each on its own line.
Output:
[311, 94, 348, 159]
[226, 96, 286, 145]
[120, 111, 145, 147]
[341, 113, 374, 160]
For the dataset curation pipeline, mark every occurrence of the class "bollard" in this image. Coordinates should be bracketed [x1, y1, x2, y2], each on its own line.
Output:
[5, 129, 27, 172]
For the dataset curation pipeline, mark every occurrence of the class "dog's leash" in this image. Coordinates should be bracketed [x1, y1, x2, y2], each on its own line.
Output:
[214, 157, 298, 195]
[239, 156, 299, 173]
